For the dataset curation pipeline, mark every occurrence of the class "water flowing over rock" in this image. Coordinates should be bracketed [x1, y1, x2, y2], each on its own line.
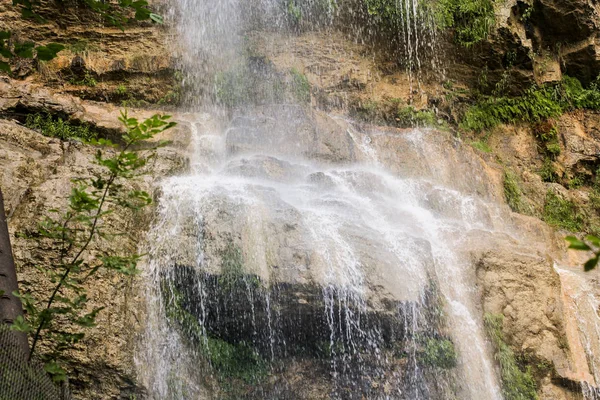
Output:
[128, 1, 600, 400]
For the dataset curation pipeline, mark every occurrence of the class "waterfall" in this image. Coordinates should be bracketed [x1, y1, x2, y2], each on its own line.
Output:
[135, 1, 515, 399]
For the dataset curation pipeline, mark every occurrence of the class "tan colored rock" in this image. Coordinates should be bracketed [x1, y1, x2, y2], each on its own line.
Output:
[0, 102, 191, 398]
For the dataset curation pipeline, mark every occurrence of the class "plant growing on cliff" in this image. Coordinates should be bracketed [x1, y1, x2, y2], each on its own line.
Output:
[25, 113, 97, 142]
[503, 170, 523, 213]
[432, 0, 497, 47]
[461, 76, 600, 133]
[11, 111, 175, 381]
[542, 191, 583, 232]
[12, 0, 164, 28]
[484, 313, 538, 400]
[1, 0, 164, 74]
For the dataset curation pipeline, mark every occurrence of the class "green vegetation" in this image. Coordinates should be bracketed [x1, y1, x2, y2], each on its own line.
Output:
[433, 0, 497, 47]
[471, 140, 492, 153]
[12, 112, 175, 381]
[461, 76, 600, 133]
[12, 0, 163, 28]
[484, 313, 538, 400]
[116, 84, 128, 96]
[68, 39, 100, 55]
[205, 338, 267, 384]
[352, 99, 441, 128]
[543, 191, 583, 232]
[532, 121, 561, 158]
[364, 0, 496, 47]
[162, 282, 267, 395]
[503, 170, 523, 213]
[290, 68, 311, 103]
[286, 0, 302, 25]
[218, 240, 245, 288]
[565, 235, 600, 271]
[25, 113, 97, 142]
[215, 66, 250, 107]
[538, 159, 558, 183]
[70, 71, 98, 87]
[419, 337, 457, 369]
[1, 0, 164, 74]
[0, 31, 64, 73]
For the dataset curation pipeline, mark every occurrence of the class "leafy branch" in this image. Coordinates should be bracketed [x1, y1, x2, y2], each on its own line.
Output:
[565, 236, 600, 271]
[11, 111, 175, 381]
[0, 31, 64, 73]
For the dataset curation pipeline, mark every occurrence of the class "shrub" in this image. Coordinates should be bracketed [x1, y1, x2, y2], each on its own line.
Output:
[461, 76, 600, 133]
[25, 113, 97, 142]
[543, 191, 583, 232]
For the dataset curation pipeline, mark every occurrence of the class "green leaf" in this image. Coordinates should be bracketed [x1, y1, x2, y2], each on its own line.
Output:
[585, 235, 600, 247]
[11, 315, 33, 333]
[35, 43, 65, 61]
[14, 41, 35, 58]
[44, 361, 67, 383]
[149, 13, 163, 24]
[0, 31, 10, 40]
[0, 47, 12, 59]
[565, 236, 591, 251]
[584, 256, 599, 272]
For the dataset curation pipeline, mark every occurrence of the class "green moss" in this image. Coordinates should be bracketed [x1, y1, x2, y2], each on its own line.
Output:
[286, 0, 302, 25]
[214, 62, 309, 107]
[205, 337, 267, 384]
[503, 170, 523, 213]
[215, 67, 249, 107]
[25, 113, 97, 142]
[290, 68, 311, 103]
[419, 337, 457, 369]
[162, 283, 267, 390]
[545, 142, 561, 156]
[219, 240, 245, 287]
[471, 140, 492, 153]
[543, 191, 583, 232]
[68, 39, 99, 55]
[484, 313, 538, 400]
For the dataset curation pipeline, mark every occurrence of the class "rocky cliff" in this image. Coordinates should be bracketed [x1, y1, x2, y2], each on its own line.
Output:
[1, 0, 600, 399]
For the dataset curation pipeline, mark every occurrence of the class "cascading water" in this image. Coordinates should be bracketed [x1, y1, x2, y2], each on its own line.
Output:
[135, 1, 539, 399]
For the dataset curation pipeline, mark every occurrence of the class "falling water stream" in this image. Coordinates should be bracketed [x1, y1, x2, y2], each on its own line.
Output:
[135, 1, 597, 399]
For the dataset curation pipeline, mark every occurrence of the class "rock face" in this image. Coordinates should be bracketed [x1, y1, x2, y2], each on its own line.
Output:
[2, 0, 600, 399]
[482, 0, 600, 85]
[0, 80, 191, 398]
